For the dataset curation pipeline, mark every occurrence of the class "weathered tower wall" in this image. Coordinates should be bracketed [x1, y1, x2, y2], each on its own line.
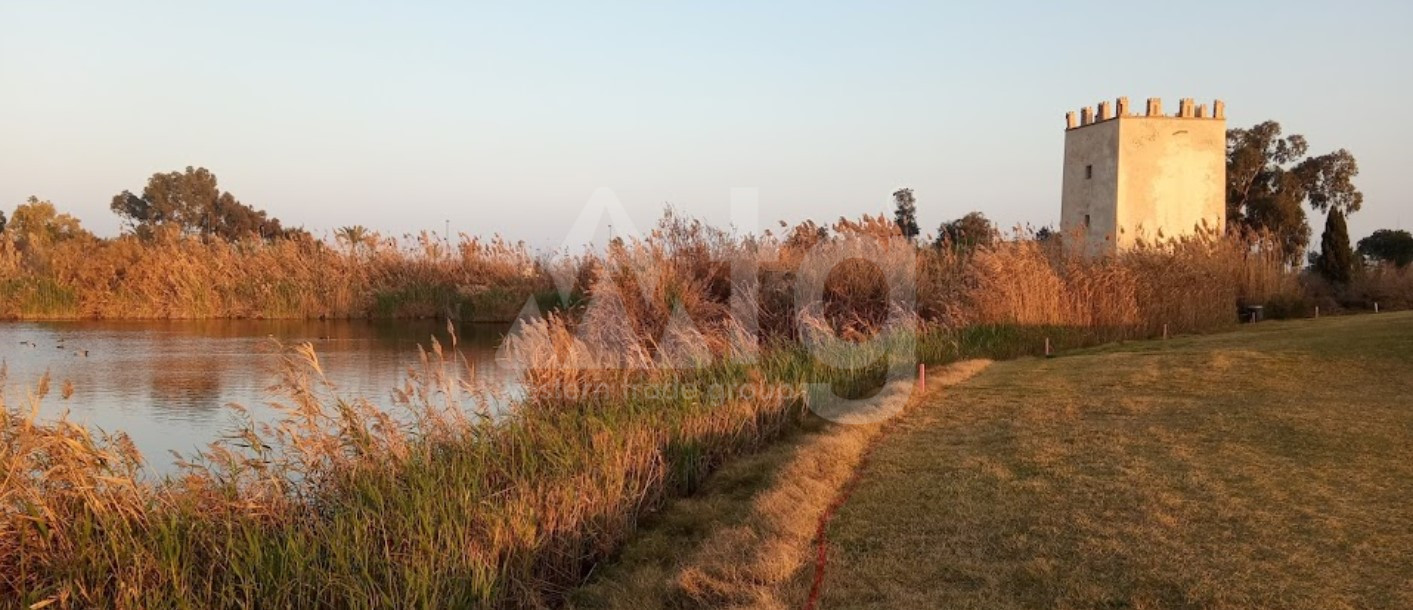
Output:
[1061, 97, 1226, 255]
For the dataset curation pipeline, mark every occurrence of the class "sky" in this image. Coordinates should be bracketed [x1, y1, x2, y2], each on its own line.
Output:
[2, 1, 1410, 250]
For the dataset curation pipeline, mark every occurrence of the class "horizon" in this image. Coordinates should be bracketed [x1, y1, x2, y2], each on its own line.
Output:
[3, 1, 1409, 250]
[4, 4, 1413, 605]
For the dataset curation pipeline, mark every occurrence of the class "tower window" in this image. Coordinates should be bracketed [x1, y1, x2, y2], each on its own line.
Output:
[1085, 165, 1094, 179]
[1084, 214, 1091, 228]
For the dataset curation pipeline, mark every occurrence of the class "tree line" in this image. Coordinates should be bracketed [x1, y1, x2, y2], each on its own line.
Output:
[3, 129, 1409, 288]
[110, 166, 305, 241]
[890, 119, 1412, 286]
[1, 167, 308, 249]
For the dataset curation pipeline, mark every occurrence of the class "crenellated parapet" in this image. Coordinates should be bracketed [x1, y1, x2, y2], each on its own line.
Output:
[1065, 97, 1225, 130]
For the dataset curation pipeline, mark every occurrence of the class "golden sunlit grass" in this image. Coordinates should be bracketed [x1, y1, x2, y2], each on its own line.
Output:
[570, 361, 991, 610]
[0, 229, 552, 320]
[0, 213, 1307, 608]
[1, 332, 814, 609]
[816, 312, 1413, 609]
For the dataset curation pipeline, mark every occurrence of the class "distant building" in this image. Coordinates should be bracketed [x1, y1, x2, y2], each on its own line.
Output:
[1060, 97, 1226, 255]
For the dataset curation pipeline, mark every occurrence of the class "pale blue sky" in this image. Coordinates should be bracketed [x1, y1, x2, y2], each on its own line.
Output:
[2, 1, 1409, 248]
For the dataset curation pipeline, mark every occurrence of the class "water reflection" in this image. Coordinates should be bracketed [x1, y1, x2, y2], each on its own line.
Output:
[0, 320, 516, 474]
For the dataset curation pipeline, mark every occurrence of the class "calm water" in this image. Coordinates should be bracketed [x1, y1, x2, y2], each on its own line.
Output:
[0, 320, 516, 474]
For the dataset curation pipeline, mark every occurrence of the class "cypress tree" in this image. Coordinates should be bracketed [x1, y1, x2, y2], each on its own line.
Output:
[892, 188, 919, 242]
[1316, 208, 1354, 285]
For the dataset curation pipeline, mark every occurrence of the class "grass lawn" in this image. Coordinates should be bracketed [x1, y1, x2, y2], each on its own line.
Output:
[817, 312, 1413, 609]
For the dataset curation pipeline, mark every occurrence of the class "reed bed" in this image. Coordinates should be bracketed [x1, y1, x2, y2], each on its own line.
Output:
[0, 212, 1298, 608]
[2, 336, 818, 608]
[0, 229, 554, 321]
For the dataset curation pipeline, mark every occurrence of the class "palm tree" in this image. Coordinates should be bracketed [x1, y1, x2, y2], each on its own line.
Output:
[335, 225, 370, 254]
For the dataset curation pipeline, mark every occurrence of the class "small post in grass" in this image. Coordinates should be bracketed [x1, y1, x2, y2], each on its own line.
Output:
[1044, 337, 1052, 358]
[1375, 302, 1380, 313]
[1315, 306, 1320, 319]
[1163, 323, 1169, 340]
[918, 363, 926, 391]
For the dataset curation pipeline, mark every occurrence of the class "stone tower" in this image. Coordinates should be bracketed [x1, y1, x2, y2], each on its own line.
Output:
[1060, 97, 1226, 255]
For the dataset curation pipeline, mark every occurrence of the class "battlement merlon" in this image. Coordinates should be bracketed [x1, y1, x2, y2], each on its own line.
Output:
[1065, 97, 1226, 130]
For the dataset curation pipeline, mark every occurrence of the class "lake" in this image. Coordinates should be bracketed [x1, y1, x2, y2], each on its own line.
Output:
[0, 320, 517, 475]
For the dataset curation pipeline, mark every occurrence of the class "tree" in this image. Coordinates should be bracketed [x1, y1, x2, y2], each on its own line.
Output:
[336, 225, 372, 252]
[1315, 208, 1354, 285]
[111, 167, 293, 241]
[936, 211, 995, 253]
[892, 188, 919, 242]
[1227, 121, 1363, 265]
[0, 208, 6, 234]
[1297, 148, 1362, 215]
[9, 197, 91, 248]
[1357, 229, 1413, 268]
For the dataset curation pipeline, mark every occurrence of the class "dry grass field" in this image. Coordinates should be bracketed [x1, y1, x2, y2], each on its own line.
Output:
[817, 312, 1413, 609]
[571, 313, 1413, 609]
[0, 214, 1375, 608]
[570, 362, 993, 609]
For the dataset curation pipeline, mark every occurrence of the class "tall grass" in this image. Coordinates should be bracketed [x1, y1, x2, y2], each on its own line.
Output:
[1355, 263, 1413, 309]
[1304, 261, 1413, 313]
[2, 334, 818, 608]
[0, 212, 1298, 608]
[0, 229, 556, 321]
